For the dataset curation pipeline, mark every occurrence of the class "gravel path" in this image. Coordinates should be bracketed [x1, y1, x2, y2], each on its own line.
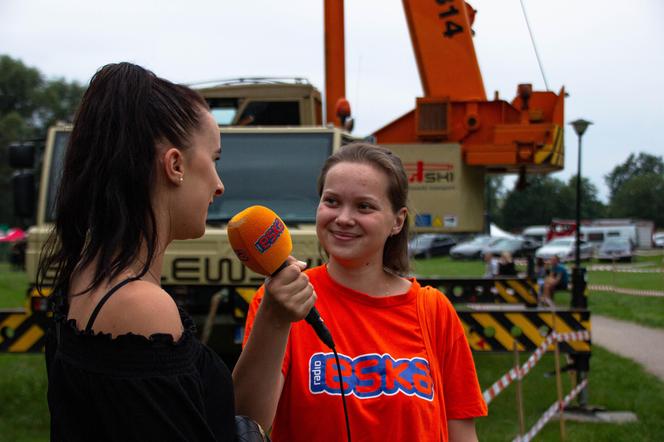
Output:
[592, 315, 664, 382]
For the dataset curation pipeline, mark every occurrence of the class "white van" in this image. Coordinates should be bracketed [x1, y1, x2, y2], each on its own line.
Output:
[522, 225, 548, 245]
[580, 225, 637, 249]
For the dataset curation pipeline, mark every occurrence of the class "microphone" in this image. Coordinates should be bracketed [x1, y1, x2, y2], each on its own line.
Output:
[228, 205, 335, 349]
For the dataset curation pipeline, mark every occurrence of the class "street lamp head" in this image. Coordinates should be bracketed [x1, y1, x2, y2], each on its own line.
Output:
[570, 119, 592, 137]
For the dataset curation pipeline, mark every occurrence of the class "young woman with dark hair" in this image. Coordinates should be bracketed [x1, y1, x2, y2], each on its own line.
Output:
[40, 62, 314, 441]
[236, 142, 487, 441]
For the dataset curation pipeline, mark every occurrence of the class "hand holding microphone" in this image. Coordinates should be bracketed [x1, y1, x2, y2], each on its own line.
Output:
[228, 205, 336, 349]
[262, 257, 316, 326]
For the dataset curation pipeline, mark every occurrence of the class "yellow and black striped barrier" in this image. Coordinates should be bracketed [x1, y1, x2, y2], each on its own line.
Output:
[2, 280, 590, 356]
[416, 277, 540, 306]
[0, 292, 51, 353]
[458, 308, 590, 353]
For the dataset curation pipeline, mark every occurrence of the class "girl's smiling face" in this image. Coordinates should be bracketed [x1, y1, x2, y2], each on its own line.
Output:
[316, 161, 406, 268]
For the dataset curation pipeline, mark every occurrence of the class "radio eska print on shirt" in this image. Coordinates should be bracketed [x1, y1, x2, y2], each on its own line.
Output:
[309, 352, 434, 400]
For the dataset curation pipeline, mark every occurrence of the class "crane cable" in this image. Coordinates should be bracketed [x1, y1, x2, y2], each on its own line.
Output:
[519, 0, 550, 91]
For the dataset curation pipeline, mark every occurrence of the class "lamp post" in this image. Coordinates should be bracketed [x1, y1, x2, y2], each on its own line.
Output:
[569, 118, 592, 410]
[569, 119, 592, 308]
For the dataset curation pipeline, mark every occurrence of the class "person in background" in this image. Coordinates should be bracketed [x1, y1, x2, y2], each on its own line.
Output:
[234, 142, 487, 441]
[534, 257, 547, 300]
[483, 251, 498, 278]
[497, 251, 517, 276]
[542, 255, 569, 305]
[39, 62, 309, 441]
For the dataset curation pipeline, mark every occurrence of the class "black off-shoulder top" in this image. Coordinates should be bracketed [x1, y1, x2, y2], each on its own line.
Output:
[45, 290, 235, 442]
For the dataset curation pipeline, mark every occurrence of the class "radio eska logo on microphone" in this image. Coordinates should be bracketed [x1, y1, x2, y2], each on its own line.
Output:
[254, 218, 286, 253]
[309, 352, 434, 401]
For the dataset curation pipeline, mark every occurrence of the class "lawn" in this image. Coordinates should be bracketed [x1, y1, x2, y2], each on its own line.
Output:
[1, 340, 662, 441]
[0, 262, 29, 308]
[589, 270, 664, 292]
[0, 354, 49, 442]
[474, 346, 664, 441]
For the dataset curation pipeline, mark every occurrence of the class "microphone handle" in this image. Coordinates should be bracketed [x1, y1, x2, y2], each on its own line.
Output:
[305, 306, 336, 350]
[271, 261, 336, 350]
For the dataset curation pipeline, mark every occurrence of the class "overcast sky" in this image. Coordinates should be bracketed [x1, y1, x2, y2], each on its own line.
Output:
[2, 0, 663, 201]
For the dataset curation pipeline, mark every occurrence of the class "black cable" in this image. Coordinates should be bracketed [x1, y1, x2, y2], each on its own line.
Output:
[333, 348, 352, 442]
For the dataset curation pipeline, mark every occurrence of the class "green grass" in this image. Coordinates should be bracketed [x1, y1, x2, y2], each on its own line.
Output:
[474, 346, 664, 441]
[2, 341, 662, 441]
[0, 354, 49, 442]
[589, 271, 664, 292]
[589, 291, 664, 329]
[411, 256, 485, 277]
[0, 262, 29, 308]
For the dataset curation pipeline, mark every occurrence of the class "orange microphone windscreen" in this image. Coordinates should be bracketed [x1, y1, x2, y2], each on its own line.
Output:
[227, 205, 293, 276]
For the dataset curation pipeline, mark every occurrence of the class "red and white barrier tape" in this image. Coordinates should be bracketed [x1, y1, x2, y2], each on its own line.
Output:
[589, 284, 664, 297]
[589, 264, 663, 273]
[512, 378, 589, 442]
[483, 331, 591, 405]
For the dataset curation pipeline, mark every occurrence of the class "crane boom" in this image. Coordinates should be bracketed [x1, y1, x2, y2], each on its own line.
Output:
[324, 0, 565, 174]
[402, 0, 485, 100]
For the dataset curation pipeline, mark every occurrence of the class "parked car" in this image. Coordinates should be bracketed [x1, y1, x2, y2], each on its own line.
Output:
[654, 232, 664, 248]
[408, 234, 457, 259]
[535, 237, 593, 262]
[596, 238, 634, 262]
[483, 237, 540, 258]
[450, 235, 500, 260]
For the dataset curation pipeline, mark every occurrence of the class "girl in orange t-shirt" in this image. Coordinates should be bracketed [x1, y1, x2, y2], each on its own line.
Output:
[233, 142, 487, 441]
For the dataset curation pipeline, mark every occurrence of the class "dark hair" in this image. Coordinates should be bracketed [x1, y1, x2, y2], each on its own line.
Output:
[317, 142, 410, 275]
[38, 62, 208, 297]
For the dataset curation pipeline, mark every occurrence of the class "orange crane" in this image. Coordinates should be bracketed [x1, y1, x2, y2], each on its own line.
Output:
[324, 0, 565, 175]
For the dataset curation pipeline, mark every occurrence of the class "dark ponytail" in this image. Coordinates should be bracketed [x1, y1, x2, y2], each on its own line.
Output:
[38, 62, 208, 298]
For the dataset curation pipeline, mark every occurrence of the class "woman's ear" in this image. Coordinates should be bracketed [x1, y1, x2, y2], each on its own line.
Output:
[161, 147, 185, 185]
[392, 207, 408, 235]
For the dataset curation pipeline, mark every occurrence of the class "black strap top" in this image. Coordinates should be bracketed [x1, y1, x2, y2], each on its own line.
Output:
[46, 277, 235, 441]
[84, 276, 141, 333]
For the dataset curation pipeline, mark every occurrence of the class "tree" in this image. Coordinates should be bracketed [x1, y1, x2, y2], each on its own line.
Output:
[500, 175, 568, 231]
[499, 174, 606, 231]
[610, 173, 664, 227]
[0, 55, 42, 118]
[0, 55, 85, 226]
[485, 175, 505, 231]
[604, 152, 664, 200]
[562, 176, 606, 220]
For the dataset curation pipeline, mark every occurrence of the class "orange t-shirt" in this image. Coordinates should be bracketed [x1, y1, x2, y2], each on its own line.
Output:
[243, 265, 487, 441]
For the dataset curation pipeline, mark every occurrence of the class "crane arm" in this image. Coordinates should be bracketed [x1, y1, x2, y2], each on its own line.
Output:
[402, 0, 485, 100]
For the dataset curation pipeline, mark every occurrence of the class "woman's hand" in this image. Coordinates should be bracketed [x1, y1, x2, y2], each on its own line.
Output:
[233, 257, 316, 430]
[261, 257, 317, 326]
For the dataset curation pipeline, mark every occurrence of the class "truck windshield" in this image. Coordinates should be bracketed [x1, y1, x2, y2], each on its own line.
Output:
[45, 130, 333, 224]
[209, 132, 333, 223]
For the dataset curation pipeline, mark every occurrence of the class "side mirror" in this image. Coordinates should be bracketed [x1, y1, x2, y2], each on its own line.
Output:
[9, 142, 35, 169]
[12, 171, 35, 218]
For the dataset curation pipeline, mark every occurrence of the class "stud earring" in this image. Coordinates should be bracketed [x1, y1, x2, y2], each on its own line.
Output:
[179, 176, 184, 184]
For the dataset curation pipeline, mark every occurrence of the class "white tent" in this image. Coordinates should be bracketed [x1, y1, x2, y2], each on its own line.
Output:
[490, 223, 514, 238]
